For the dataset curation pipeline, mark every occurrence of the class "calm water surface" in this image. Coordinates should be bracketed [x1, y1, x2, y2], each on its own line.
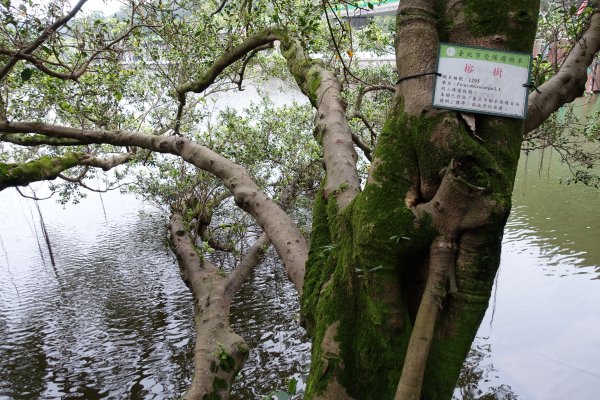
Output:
[0, 154, 598, 398]
[454, 149, 600, 399]
[0, 189, 309, 399]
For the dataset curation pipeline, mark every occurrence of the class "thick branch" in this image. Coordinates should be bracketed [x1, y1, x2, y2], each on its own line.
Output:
[169, 213, 247, 400]
[0, 121, 307, 294]
[397, 162, 501, 399]
[0, 153, 81, 191]
[0, 133, 89, 146]
[525, 9, 600, 133]
[80, 153, 133, 171]
[0, 151, 132, 191]
[395, 0, 439, 115]
[280, 35, 361, 209]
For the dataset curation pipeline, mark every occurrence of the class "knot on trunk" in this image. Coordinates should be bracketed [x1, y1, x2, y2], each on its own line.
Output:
[413, 160, 501, 236]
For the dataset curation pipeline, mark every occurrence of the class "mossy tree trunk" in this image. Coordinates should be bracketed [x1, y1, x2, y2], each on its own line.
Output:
[299, 1, 540, 399]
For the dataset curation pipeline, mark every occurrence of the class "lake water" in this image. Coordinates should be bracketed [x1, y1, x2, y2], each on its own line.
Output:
[453, 149, 600, 399]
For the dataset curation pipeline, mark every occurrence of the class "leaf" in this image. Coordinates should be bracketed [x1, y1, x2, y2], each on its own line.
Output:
[368, 2, 374, 9]
[287, 378, 297, 395]
[20, 68, 32, 81]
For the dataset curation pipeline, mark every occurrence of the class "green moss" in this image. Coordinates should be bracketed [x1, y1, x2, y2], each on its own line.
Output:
[463, 0, 539, 51]
[215, 344, 235, 373]
[202, 378, 228, 400]
[0, 153, 82, 189]
[213, 378, 228, 392]
[303, 87, 526, 399]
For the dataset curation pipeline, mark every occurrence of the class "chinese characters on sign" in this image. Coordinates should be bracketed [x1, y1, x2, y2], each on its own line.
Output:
[432, 43, 532, 119]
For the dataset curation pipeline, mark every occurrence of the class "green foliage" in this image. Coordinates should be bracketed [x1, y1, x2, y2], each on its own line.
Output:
[526, 105, 600, 188]
[214, 343, 235, 372]
[532, 0, 594, 86]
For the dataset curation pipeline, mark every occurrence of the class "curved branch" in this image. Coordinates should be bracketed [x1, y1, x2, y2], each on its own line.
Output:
[173, 28, 277, 133]
[280, 34, 361, 209]
[0, 121, 307, 294]
[525, 9, 600, 133]
[210, 0, 229, 17]
[351, 132, 373, 161]
[176, 28, 278, 95]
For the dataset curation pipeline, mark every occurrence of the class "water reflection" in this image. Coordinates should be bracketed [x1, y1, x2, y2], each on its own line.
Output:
[230, 255, 311, 398]
[0, 190, 309, 399]
[454, 149, 600, 399]
[0, 192, 196, 399]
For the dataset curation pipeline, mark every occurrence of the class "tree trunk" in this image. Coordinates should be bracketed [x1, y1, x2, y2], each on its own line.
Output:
[300, 1, 540, 399]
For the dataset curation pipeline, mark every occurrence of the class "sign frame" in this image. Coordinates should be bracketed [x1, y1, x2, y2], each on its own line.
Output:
[431, 42, 533, 119]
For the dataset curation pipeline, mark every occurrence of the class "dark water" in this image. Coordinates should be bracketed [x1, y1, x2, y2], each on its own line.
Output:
[0, 191, 308, 399]
[0, 148, 599, 399]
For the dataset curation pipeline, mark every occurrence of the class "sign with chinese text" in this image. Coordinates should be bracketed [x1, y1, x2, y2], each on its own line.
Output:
[432, 43, 532, 119]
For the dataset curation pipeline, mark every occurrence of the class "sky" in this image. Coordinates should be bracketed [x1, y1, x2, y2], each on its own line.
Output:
[70, 0, 124, 16]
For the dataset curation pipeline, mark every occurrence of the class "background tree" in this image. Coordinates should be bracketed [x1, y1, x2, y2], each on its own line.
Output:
[1, 0, 600, 399]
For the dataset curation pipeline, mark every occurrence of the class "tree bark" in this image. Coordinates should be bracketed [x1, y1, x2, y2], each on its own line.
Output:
[169, 213, 270, 399]
[279, 35, 361, 210]
[525, 5, 600, 133]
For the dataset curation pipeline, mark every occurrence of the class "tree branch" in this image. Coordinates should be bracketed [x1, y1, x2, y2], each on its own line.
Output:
[173, 28, 278, 134]
[0, 121, 307, 294]
[0, 151, 131, 191]
[395, 0, 439, 115]
[169, 212, 247, 400]
[525, 8, 600, 133]
[176, 28, 278, 95]
[224, 232, 270, 304]
[0, 133, 90, 146]
[0, 0, 88, 81]
[280, 34, 361, 209]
